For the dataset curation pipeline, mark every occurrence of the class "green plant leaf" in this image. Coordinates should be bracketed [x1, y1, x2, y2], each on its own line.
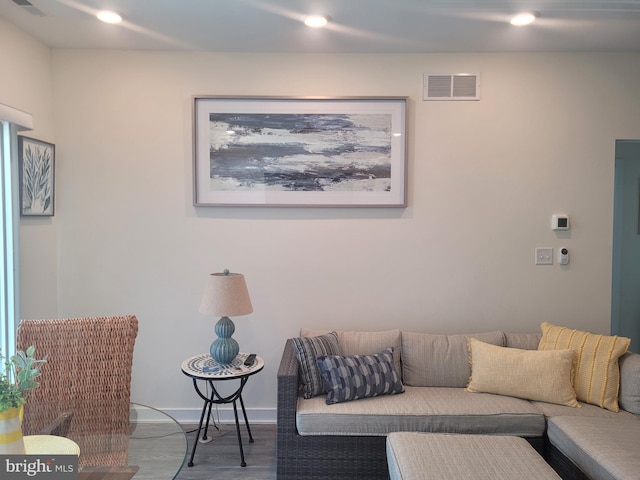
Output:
[0, 346, 45, 412]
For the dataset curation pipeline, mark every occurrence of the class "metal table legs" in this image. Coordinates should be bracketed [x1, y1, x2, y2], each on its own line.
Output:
[187, 377, 254, 468]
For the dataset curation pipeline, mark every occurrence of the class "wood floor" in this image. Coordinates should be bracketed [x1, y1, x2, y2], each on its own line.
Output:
[175, 423, 276, 480]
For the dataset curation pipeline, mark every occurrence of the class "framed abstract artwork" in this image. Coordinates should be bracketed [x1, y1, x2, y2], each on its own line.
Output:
[193, 96, 407, 207]
[18, 136, 55, 216]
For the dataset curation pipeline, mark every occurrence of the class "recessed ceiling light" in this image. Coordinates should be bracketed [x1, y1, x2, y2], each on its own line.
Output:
[304, 15, 329, 28]
[510, 12, 539, 26]
[96, 10, 123, 24]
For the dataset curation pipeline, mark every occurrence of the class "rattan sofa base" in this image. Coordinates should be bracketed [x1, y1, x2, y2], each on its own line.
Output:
[277, 339, 388, 479]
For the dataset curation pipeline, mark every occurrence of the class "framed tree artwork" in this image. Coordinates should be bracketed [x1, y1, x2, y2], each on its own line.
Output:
[18, 136, 55, 216]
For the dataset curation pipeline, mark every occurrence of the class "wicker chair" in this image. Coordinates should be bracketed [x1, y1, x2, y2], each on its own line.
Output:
[16, 315, 138, 468]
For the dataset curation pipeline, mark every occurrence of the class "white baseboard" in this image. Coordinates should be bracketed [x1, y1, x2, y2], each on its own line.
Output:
[148, 407, 277, 425]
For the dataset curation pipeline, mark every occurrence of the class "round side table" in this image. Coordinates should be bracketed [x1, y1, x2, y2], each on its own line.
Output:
[181, 352, 264, 467]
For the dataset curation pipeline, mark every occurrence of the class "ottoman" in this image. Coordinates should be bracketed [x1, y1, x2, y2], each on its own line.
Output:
[386, 432, 560, 480]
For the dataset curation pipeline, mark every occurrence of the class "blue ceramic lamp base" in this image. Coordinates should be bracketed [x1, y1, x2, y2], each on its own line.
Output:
[210, 316, 239, 364]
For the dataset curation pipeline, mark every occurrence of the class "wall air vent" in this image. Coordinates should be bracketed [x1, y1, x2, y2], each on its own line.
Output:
[12, 0, 45, 16]
[423, 73, 480, 101]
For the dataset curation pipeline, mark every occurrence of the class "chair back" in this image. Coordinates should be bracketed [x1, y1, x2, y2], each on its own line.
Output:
[17, 315, 138, 467]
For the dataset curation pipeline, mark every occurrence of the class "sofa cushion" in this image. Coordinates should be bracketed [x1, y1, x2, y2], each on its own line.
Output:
[619, 351, 640, 415]
[291, 332, 340, 399]
[531, 400, 640, 420]
[296, 386, 545, 437]
[301, 328, 402, 375]
[538, 322, 630, 412]
[401, 331, 504, 387]
[467, 338, 579, 407]
[547, 416, 640, 480]
[317, 347, 404, 404]
[503, 332, 541, 350]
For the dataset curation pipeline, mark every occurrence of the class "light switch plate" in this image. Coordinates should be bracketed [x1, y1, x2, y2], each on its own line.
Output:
[535, 247, 553, 265]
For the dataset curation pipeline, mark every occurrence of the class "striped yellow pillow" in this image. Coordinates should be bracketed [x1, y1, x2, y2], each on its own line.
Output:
[538, 322, 630, 412]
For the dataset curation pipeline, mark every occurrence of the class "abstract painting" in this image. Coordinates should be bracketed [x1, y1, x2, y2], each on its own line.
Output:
[18, 136, 55, 216]
[194, 97, 406, 206]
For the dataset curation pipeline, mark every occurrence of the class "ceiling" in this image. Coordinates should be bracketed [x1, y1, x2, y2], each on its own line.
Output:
[1, 0, 640, 53]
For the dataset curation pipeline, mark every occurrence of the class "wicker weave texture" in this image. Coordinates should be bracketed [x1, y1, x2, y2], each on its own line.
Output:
[277, 339, 388, 480]
[16, 315, 138, 468]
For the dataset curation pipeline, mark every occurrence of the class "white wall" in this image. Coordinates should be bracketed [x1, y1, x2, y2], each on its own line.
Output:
[0, 18, 58, 320]
[47, 50, 640, 421]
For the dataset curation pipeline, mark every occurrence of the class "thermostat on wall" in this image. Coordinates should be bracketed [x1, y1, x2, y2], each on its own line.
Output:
[552, 214, 570, 231]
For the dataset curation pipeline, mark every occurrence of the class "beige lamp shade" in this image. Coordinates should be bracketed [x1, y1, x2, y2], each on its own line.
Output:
[199, 271, 253, 317]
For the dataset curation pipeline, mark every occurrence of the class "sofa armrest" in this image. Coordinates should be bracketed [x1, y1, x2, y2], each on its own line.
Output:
[619, 351, 640, 415]
[276, 338, 391, 480]
[277, 339, 300, 436]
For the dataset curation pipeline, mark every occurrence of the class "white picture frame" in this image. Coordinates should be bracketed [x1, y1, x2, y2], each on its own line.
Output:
[18, 136, 55, 216]
[193, 96, 407, 207]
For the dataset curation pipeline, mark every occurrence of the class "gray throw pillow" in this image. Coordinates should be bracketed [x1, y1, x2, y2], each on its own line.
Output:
[292, 332, 340, 399]
[317, 347, 404, 404]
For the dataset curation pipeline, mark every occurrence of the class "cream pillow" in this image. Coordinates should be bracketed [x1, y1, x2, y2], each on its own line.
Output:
[467, 338, 579, 407]
[538, 322, 630, 412]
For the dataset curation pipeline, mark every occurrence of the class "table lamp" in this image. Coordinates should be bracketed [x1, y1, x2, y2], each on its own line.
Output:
[199, 269, 253, 364]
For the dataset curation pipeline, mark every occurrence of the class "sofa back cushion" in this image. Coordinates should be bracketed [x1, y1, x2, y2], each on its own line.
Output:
[300, 328, 402, 375]
[504, 332, 541, 350]
[619, 351, 640, 415]
[402, 331, 504, 387]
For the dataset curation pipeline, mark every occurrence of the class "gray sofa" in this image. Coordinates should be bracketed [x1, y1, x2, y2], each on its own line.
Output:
[276, 328, 640, 480]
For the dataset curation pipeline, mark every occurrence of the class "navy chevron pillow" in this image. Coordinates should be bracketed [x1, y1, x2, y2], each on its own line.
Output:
[317, 347, 404, 404]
